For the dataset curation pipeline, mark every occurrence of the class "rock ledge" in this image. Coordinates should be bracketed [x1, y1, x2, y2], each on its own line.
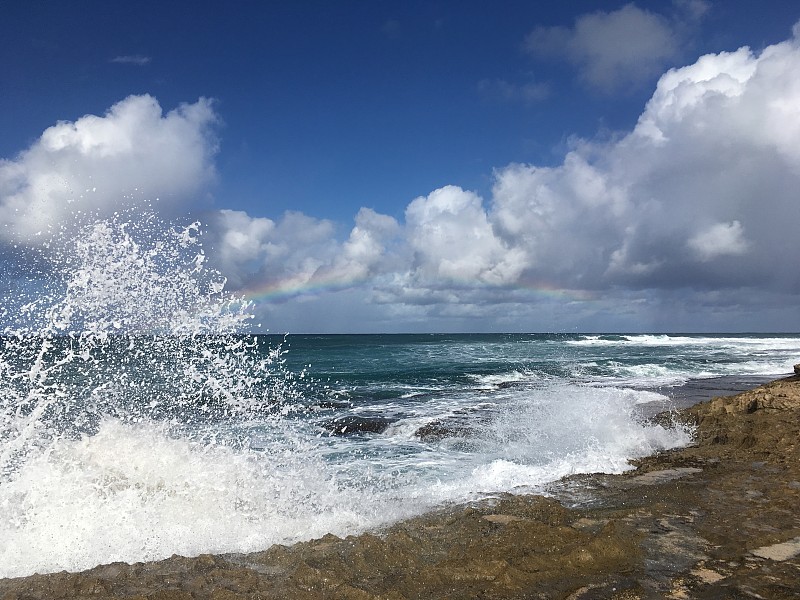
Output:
[2, 375, 799, 599]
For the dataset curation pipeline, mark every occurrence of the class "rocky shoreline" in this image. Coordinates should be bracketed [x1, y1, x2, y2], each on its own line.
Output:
[2, 373, 799, 599]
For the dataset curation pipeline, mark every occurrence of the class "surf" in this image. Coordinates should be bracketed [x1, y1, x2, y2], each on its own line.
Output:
[0, 214, 700, 578]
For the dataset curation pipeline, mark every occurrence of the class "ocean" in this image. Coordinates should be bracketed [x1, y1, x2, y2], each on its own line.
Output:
[1, 217, 799, 578]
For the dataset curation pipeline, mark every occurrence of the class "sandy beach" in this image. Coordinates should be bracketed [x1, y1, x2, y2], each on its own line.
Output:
[2, 372, 799, 599]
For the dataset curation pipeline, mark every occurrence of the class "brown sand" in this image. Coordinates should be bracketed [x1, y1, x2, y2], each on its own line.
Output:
[2, 375, 799, 599]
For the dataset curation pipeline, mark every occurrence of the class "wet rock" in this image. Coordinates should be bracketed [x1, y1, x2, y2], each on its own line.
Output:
[2, 376, 800, 599]
[413, 419, 477, 441]
[414, 408, 493, 441]
[319, 415, 393, 435]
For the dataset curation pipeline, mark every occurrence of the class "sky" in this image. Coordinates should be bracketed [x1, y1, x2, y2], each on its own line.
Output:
[1, 0, 800, 333]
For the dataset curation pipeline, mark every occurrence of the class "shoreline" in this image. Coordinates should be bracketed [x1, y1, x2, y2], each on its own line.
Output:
[2, 373, 799, 598]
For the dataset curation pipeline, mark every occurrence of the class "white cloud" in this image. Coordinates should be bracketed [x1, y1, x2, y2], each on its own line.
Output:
[0, 94, 218, 242]
[524, 3, 702, 92]
[326, 207, 401, 281]
[601, 31, 800, 289]
[321, 186, 529, 309]
[210, 209, 276, 288]
[110, 55, 152, 66]
[490, 155, 629, 287]
[486, 28, 800, 298]
[216, 26, 800, 330]
[208, 206, 404, 306]
[370, 25, 800, 320]
[675, 0, 711, 22]
[208, 209, 343, 295]
[404, 185, 516, 284]
[5, 21, 800, 332]
[688, 221, 749, 261]
[210, 187, 521, 308]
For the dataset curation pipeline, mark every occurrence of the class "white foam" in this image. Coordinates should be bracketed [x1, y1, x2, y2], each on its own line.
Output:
[0, 418, 423, 578]
[571, 333, 800, 351]
[387, 383, 693, 501]
[0, 380, 695, 578]
[466, 369, 541, 389]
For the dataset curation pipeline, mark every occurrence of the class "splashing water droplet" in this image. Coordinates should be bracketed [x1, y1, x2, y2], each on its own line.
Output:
[0, 213, 327, 576]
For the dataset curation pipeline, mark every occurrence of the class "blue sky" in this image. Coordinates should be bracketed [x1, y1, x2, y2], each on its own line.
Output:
[2, 1, 800, 333]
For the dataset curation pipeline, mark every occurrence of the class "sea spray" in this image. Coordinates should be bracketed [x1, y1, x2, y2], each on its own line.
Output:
[0, 214, 707, 578]
[1, 215, 290, 477]
[0, 215, 330, 576]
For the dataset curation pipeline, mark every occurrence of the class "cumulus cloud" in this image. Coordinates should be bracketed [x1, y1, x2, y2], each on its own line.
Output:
[524, 2, 707, 92]
[5, 21, 800, 332]
[329, 25, 799, 322]
[688, 221, 749, 262]
[207, 209, 341, 295]
[597, 35, 800, 290]
[206, 206, 404, 304]
[481, 26, 800, 300]
[324, 207, 402, 281]
[211, 24, 800, 331]
[404, 186, 522, 285]
[0, 94, 218, 242]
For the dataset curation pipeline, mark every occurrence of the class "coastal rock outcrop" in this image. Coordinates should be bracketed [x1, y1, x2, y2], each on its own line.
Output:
[2, 374, 799, 599]
[683, 374, 800, 453]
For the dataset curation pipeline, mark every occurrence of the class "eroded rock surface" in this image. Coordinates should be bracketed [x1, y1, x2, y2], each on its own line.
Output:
[2, 375, 799, 599]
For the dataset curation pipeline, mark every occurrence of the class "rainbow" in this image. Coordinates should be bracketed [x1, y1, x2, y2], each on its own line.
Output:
[239, 273, 371, 304]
